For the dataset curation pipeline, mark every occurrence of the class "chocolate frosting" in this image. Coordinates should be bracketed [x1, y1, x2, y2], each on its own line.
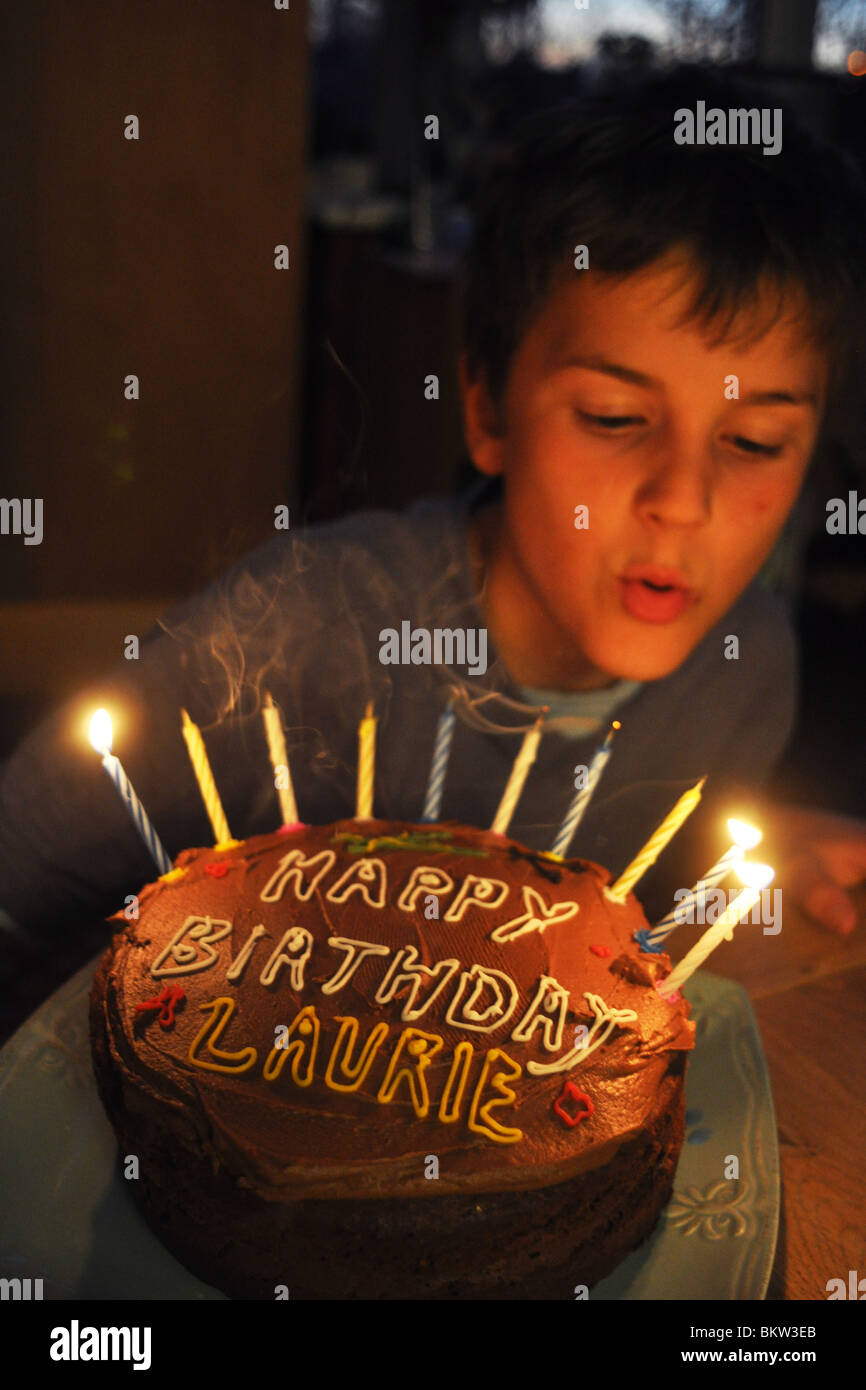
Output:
[94, 819, 694, 1200]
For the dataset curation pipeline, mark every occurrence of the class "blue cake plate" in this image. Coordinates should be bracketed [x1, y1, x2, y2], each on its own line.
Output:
[0, 959, 778, 1300]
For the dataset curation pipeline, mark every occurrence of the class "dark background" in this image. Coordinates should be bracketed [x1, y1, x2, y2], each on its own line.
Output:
[1, 0, 864, 805]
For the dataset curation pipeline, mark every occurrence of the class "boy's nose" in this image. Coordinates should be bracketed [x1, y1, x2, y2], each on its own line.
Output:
[635, 451, 714, 529]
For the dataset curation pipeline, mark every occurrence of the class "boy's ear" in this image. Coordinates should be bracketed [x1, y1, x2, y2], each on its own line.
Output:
[457, 352, 507, 477]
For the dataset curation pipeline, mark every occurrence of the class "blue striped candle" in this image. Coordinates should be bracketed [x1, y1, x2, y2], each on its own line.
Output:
[550, 721, 620, 859]
[420, 701, 456, 822]
[89, 709, 173, 875]
[644, 818, 762, 949]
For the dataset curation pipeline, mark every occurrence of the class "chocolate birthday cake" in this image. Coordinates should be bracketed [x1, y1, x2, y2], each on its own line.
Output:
[90, 818, 694, 1300]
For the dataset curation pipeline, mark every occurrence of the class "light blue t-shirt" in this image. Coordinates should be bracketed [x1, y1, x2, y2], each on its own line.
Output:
[518, 680, 643, 740]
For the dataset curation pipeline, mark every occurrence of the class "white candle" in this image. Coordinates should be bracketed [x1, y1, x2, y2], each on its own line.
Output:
[89, 709, 172, 875]
[490, 711, 546, 836]
[647, 817, 762, 947]
[661, 862, 774, 995]
[262, 692, 299, 826]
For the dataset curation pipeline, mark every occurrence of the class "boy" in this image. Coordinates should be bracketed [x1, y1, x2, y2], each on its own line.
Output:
[1, 66, 865, 1010]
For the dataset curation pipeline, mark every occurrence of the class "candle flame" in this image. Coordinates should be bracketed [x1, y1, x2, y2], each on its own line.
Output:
[89, 708, 113, 754]
[736, 860, 774, 891]
[727, 818, 762, 850]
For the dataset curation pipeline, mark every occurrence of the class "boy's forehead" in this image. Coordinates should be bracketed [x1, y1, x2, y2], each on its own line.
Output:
[530, 256, 826, 390]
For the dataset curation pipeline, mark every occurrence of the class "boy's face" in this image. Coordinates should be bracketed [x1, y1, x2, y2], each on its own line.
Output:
[462, 252, 827, 688]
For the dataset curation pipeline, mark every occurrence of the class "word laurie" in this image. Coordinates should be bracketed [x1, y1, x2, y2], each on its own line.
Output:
[379, 622, 488, 676]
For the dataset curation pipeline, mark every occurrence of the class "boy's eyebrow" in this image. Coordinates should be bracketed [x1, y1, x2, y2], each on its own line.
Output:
[555, 353, 819, 408]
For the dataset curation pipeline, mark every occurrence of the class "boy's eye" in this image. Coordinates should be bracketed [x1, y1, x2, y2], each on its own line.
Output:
[728, 435, 783, 458]
[577, 412, 784, 459]
[577, 411, 642, 429]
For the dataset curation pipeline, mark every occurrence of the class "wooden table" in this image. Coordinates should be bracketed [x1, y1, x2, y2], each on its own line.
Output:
[667, 888, 866, 1300]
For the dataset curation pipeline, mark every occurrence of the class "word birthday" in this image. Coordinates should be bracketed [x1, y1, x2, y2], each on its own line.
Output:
[379, 622, 488, 675]
[673, 101, 782, 156]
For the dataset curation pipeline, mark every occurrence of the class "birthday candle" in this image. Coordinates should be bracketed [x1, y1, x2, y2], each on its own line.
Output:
[421, 700, 456, 822]
[89, 709, 172, 876]
[356, 702, 377, 819]
[607, 776, 706, 904]
[262, 691, 299, 826]
[490, 711, 546, 836]
[550, 721, 620, 860]
[661, 862, 775, 995]
[181, 707, 232, 845]
[646, 817, 762, 947]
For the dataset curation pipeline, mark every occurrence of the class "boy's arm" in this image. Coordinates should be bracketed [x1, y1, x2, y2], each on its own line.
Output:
[761, 803, 866, 934]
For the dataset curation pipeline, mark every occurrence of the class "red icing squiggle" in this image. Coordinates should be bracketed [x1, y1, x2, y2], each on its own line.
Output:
[136, 984, 186, 1028]
[552, 1080, 595, 1127]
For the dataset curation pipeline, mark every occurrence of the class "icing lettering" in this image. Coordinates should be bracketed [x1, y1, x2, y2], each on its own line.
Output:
[259, 849, 335, 903]
[321, 937, 391, 994]
[150, 916, 232, 977]
[325, 857, 387, 908]
[397, 865, 454, 912]
[188, 996, 258, 1074]
[376, 1027, 444, 1117]
[226, 924, 267, 982]
[443, 874, 508, 921]
[259, 926, 314, 990]
[437, 1040, 474, 1124]
[489, 885, 578, 942]
[263, 1004, 320, 1085]
[374, 946, 460, 1021]
[510, 974, 569, 1052]
[467, 1048, 523, 1144]
[444, 964, 519, 1033]
[527, 992, 638, 1075]
[324, 1016, 390, 1092]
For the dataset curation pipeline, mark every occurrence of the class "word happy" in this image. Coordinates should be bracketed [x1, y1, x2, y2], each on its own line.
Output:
[674, 101, 782, 156]
[379, 622, 488, 675]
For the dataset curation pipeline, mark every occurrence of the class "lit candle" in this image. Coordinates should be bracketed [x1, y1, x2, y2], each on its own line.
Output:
[490, 710, 547, 836]
[89, 709, 172, 875]
[356, 701, 377, 819]
[420, 700, 456, 822]
[262, 691, 299, 826]
[660, 861, 775, 995]
[607, 776, 706, 904]
[645, 817, 762, 948]
[550, 721, 620, 859]
[181, 707, 232, 845]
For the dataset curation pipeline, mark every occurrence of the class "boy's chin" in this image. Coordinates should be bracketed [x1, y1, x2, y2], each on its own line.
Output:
[586, 628, 701, 685]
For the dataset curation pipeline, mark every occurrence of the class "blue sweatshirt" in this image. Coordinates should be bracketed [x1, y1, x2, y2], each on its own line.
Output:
[0, 496, 797, 948]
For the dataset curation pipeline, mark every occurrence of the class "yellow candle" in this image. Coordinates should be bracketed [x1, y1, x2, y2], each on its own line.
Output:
[490, 712, 546, 835]
[356, 702, 377, 819]
[262, 692, 298, 825]
[181, 708, 232, 845]
[607, 776, 706, 903]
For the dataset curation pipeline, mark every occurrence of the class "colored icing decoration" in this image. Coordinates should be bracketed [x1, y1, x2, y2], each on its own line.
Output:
[188, 997, 258, 1074]
[320, 937, 391, 994]
[527, 992, 638, 1075]
[135, 983, 185, 1028]
[263, 1005, 320, 1085]
[376, 1027, 444, 1117]
[205, 862, 231, 878]
[259, 849, 336, 903]
[467, 1048, 523, 1144]
[150, 916, 232, 977]
[396, 865, 455, 912]
[443, 875, 509, 922]
[489, 885, 579, 943]
[324, 1016, 390, 1092]
[374, 947, 461, 1022]
[437, 1041, 474, 1124]
[589, 944, 612, 958]
[277, 822, 308, 835]
[445, 964, 519, 1033]
[259, 926, 314, 990]
[325, 857, 387, 908]
[509, 975, 569, 1052]
[226, 924, 268, 982]
[553, 1080, 595, 1127]
[333, 830, 484, 857]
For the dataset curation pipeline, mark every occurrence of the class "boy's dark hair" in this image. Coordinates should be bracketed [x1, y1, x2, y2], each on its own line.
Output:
[460, 65, 866, 450]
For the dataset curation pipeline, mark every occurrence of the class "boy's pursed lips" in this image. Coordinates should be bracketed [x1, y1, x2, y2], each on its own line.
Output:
[617, 563, 698, 624]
